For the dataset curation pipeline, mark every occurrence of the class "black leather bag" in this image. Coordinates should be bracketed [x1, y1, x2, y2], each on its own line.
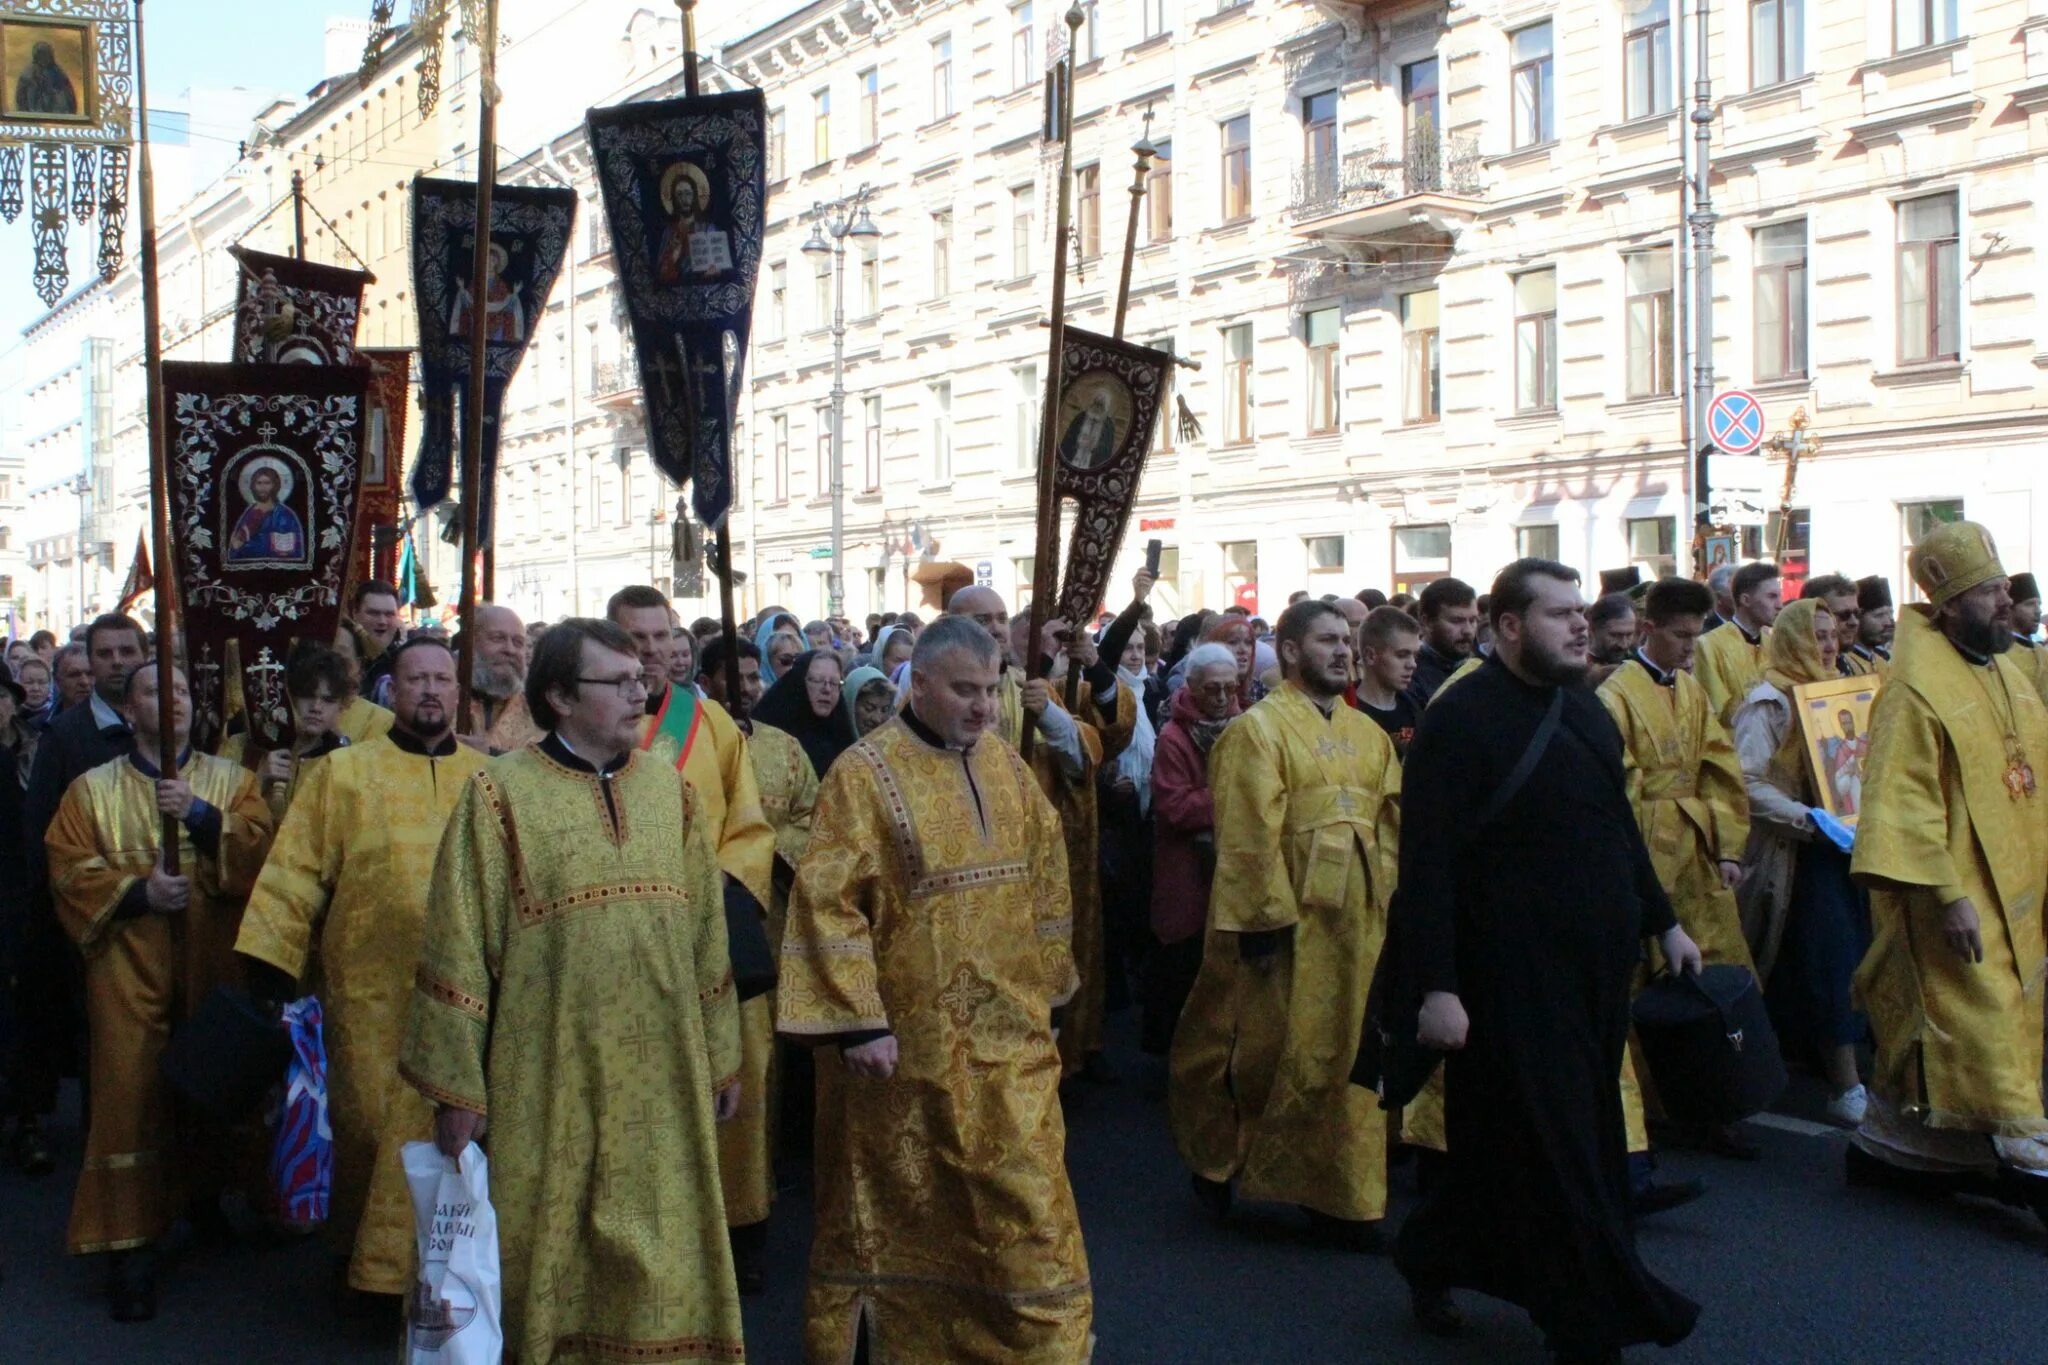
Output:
[1631, 964, 1787, 1126]
[158, 985, 291, 1123]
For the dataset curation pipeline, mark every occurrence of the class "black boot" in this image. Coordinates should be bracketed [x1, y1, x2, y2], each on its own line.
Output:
[107, 1246, 158, 1323]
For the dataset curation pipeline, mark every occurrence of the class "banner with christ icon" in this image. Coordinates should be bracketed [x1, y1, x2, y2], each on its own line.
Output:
[585, 89, 766, 528]
[228, 245, 368, 366]
[407, 175, 574, 541]
[161, 361, 373, 754]
[1050, 327, 1171, 630]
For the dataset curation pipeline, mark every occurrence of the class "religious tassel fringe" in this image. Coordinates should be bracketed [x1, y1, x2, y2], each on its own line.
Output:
[30, 142, 67, 307]
[98, 146, 130, 283]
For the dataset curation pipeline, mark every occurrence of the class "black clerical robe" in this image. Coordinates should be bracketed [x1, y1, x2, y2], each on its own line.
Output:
[1380, 656, 1698, 1356]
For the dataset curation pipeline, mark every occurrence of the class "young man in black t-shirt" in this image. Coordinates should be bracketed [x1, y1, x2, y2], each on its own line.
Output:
[1351, 605, 1422, 758]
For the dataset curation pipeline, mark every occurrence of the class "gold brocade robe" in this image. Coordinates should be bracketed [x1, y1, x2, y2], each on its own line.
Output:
[337, 695, 395, 744]
[778, 716, 1091, 1364]
[1599, 659, 1754, 971]
[639, 690, 776, 908]
[1694, 622, 1770, 727]
[400, 746, 744, 1365]
[1851, 607, 2048, 1137]
[1169, 684, 1400, 1221]
[717, 722, 819, 1229]
[216, 730, 343, 824]
[1842, 647, 1890, 682]
[45, 752, 275, 1253]
[233, 734, 488, 1293]
[467, 690, 543, 753]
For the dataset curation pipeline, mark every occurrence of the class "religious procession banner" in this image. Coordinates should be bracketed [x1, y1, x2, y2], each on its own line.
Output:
[0, 0, 133, 304]
[161, 361, 372, 754]
[228, 244, 369, 365]
[407, 175, 574, 541]
[345, 347, 411, 598]
[1050, 327, 1171, 630]
[585, 89, 766, 528]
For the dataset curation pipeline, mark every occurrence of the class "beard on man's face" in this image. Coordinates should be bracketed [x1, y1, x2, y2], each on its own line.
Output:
[473, 658, 525, 698]
[1523, 635, 1590, 686]
[400, 693, 451, 737]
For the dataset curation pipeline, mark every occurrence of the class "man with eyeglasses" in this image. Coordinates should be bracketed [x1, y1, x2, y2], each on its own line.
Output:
[605, 584, 778, 1288]
[402, 617, 745, 1364]
[234, 638, 488, 1312]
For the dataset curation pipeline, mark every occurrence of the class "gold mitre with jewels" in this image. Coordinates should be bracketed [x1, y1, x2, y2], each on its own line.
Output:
[1908, 519, 2006, 607]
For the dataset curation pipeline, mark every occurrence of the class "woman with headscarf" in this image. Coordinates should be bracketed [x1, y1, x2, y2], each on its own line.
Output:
[867, 623, 915, 680]
[754, 618, 805, 686]
[1097, 612, 1160, 1044]
[753, 648, 860, 780]
[1732, 597, 1869, 1126]
[841, 664, 897, 738]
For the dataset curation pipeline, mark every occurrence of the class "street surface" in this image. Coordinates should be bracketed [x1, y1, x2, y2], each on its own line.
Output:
[4, 1018, 2044, 1363]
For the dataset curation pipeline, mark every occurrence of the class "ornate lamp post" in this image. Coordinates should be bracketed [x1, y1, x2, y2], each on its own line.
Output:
[801, 185, 881, 620]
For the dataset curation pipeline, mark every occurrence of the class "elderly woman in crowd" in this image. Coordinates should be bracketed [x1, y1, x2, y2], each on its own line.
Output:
[841, 664, 897, 738]
[1202, 614, 1265, 708]
[752, 647, 860, 779]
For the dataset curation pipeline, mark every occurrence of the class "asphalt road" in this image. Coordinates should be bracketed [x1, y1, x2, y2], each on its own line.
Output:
[4, 1022, 2044, 1364]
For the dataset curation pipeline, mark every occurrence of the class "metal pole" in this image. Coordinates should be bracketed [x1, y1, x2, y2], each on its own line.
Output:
[828, 222, 846, 620]
[536, 145, 580, 615]
[1674, 0, 1694, 565]
[133, 0, 182, 865]
[1112, 133, 1154, 340]
[455, 0, 498, 729]
[1686, 0, 1716, 575]
[291, 167, 306, 258]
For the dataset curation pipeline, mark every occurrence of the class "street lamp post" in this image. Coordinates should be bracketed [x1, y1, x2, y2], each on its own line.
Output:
[802, 185, 880, 621]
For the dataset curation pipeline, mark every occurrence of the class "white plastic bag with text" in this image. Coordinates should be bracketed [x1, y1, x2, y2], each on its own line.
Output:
[402, 1140, 503, 1365]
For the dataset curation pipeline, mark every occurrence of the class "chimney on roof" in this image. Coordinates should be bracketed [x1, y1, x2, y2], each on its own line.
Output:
[325, 16, 373, 81]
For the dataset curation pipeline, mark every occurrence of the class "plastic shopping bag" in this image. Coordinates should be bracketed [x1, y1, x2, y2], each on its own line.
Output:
[269, 997, 332, 1228]
[403, 1140, 503, 1365]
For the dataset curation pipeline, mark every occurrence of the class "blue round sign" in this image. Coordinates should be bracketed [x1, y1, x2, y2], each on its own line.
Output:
[1707, 389, 1766, 455]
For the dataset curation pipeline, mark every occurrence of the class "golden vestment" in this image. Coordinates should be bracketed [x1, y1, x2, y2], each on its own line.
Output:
[1599, 659, 1754, 971]
[467, 689, 543, 753]
[45, 751, 274, 1253]
[1842, 647, 1890, 681]
[717, 722, 818, 1229]
[1851, 606, 2048, 1138]
[1693, 621, 1769, 727]
[779, 715, 1091, 1364]
[400, 746, 744, 1365]
[1169, 683, 1399, 1221]
[234, 733, 488, 1293]
[639, 690, 776, 907]
[337, 695, 395, 744]
[215, 730, 345, 824]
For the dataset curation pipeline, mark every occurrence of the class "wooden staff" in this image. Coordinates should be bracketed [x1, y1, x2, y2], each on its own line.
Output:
[679, 0, 747, 724]
[132, 0, 181, 866]
[455, 0, 499, 729]
[1020, 6, 1084, 762]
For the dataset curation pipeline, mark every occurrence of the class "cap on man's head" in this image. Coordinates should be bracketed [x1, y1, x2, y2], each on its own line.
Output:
[1908, 520, 2005, 608]
[1855, 575, 1892, 612]
[2010, 572, 2040, 605]
[1598, 566, 1643, 597]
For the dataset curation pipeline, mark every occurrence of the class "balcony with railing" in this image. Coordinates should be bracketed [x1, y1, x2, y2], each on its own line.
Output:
[584, 219, 614, 267]
[590, 357, 641, 409]
[1288, 133, 1485, 242]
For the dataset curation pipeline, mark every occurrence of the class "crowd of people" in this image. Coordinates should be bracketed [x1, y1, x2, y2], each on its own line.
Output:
[3, 519, 2046, 1364]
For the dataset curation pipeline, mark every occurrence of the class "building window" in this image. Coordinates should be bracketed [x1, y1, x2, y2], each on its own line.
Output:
[1627, 515, 1677, 578]
[772, 413, 789, 503]
[1511, 22, 1555, 148]
[1403, 59, 1440, 184]
[1750, 0, 1804, 86]
[858, 67, 879, 147]
[1076, 164, 1101, 259]
[1011, 184, 1035, 278]
[1222, 540, 1259, 613]
[929, 381, 953, 483]
[1146, 139, 1173, 242]
[1142, 0, 1169, 38]
[1011, 2, 1035, 92]
[1754, 220, 1807, 381]
[812, 254, 833, 326]
[587, 454, 603, 529]
[1517, 524, 1561, 560]
[1221, 323, 1254, 444]
[1079, 0, 1100, 60]
[1894, 0, 1957, 51]
[931, 210, 952, 299]
[1393, 523, 1452, 594]
[815, 405, 834, 496]
[1147, 334, 1177, 452]
[1401, 289, 1441, 424]
[766, 263, 787, 342]
[1302, 89, 1338, 191]
[1304, 306, 1340, 435]
[1514, 268, 1558, 413]
[857, 240, 880, 317]
[618, 453, 634, 527]
[1014, 556, 1037, 612]
[1897, 193, 1959, 365]
[1899, 499, 1962, 598]
[1624, 0, 1674, 120]
[767, 107, 785, 180]
[1012, 363, 1040, 471]
[1624, 246, 1675, 398]
[1219, 114, 1251, 221]
[862, 395, 882, 492]
[930, 35, 954, 120]
[1306, 534, 1345, 586]
[811, 87, 831, 165]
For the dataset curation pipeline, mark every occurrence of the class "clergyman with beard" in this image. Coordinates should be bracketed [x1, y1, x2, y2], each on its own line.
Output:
[463, 603, 540, 752]
[235, 639, 490, 1305]
[1376, 558, 1702, 1362]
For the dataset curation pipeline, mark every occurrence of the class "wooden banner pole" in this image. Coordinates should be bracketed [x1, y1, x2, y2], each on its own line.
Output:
[455, 0, 499, 729]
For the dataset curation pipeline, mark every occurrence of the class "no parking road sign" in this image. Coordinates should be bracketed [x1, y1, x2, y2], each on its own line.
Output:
[1707, 389, 1766, 455]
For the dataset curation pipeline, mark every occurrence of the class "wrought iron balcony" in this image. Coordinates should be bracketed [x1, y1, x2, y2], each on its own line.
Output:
[1289, 134, 1484, 238]
[590, 358, 641, 407]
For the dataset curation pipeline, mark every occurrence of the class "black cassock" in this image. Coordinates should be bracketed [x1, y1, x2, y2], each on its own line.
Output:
[1381, 656, 1699, 1356]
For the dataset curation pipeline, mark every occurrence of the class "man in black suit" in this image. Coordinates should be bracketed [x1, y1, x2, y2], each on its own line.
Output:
[11, 614, 145, 1174]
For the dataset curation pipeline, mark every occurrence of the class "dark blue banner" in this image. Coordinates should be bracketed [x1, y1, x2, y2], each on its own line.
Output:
[586, 90, 766, 529]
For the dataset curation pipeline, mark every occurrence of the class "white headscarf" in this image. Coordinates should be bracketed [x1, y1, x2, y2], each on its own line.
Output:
[1114, 664, 1157, 815]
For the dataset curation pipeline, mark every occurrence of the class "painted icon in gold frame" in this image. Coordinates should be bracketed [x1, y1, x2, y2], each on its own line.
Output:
[0, 17, 95, 125]
[1793, 674, 1879, 825]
